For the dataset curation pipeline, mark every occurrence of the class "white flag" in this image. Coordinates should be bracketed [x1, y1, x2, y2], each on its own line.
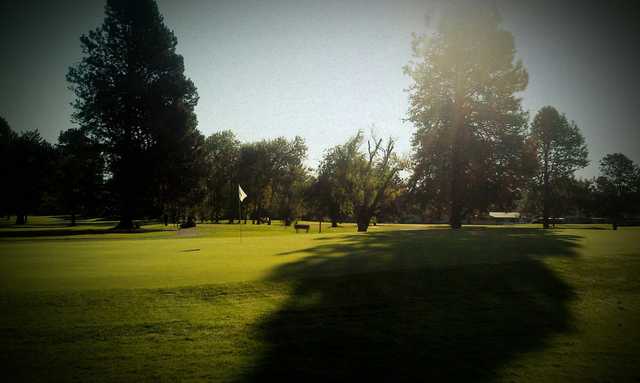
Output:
[238, 185, 247, 202]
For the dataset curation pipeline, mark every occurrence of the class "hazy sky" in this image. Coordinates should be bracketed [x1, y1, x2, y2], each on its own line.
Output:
[1, 0, 638, 178]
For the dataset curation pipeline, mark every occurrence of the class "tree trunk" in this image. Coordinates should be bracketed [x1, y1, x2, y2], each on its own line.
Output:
[116, 183, 135, 230]
[116, 190, 134, 230]
[542, 148, 551, 229]
[15, 212, 26, 225]
[542, 185, 550, 229]
[449, 90, 465, 230]
[449, 201, 462, 229]
[70, 212, 76, 226]
[116, 198, 134, 230]
[357, 217, 370, 232]
[449, 151, 463, 230]
[356, 210, 371, 232]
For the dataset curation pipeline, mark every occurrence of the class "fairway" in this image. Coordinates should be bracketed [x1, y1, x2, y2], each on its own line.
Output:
[1, 221, 639, 381]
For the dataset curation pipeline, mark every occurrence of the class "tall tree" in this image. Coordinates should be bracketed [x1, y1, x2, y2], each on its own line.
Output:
[596, 153, 639, 230]
[530, 106, 588, 228]
[67, 0, 199, 229]
[406, 4, 532, 229]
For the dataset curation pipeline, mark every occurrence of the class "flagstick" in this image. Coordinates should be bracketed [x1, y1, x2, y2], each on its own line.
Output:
[238, 185, 248, 243]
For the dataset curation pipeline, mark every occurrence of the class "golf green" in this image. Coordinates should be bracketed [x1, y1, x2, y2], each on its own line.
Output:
[1, 222, 638, 381]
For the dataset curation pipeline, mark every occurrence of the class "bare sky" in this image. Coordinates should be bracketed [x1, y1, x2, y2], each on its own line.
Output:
[1, 0, 638, 178]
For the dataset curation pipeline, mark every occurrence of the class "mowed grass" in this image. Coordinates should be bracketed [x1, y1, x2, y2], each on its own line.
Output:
[0, 219, 639, 382]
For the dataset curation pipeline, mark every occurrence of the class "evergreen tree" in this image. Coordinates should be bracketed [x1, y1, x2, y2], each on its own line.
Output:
[67, 0, 199, 229]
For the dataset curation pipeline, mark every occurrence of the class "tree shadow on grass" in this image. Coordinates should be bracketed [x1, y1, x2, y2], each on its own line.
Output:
[238, 228, 581, 382]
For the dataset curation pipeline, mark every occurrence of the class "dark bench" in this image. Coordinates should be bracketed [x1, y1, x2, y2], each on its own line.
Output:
[294, 223, 310, 233]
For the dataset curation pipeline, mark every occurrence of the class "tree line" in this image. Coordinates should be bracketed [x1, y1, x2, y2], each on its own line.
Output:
[1, 1, 638, 231]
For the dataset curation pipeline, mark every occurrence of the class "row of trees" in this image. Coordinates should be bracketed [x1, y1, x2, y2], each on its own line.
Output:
[0, 114, 404, 231]
[1, 1, 638, 231]
[2, 109, 637, 231]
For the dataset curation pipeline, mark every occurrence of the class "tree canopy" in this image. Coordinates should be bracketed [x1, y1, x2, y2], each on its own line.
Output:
[56, 128, 105, 225]
[595, 153, 639, 229]
[530, 106, 589, 228]
[236, 136, 309, 225]
[406, 3, 533, 228]
[202, 130, 241, 223]
[8, 129, 55, 224]
[318, 131, 403, 232]
[67, 0, 200, 229]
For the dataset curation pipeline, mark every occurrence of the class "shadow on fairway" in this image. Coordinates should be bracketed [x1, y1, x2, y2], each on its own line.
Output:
[238, 228, 581, 382]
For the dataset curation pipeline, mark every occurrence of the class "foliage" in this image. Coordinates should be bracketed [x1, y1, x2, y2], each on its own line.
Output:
[1, 124, 55, 224]
[312, 145, 354, 226]
[67, 0, 200, 229]
[0, 116, 18, 218]
[406, 3, 533, 228]
[270, 136, 310, 225]
[237, 136, 309, 225]
[595, 153, 639, 229]
[202, 130, 241, 222]
[152, 110, 206, 223]
[318, 131, 404, 232]
[56, 128, 105, 224]
[530, 106, 589, 228]
[8, 130, 55, 225]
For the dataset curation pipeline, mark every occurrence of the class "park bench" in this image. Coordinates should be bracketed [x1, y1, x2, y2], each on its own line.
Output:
[294, 223, 310, 233]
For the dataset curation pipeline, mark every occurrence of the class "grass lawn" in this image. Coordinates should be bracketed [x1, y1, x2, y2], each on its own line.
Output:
[0, 218, 639, 381]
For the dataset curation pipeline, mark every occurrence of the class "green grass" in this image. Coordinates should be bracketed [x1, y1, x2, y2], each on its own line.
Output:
[0, 215, 379, 240]
[0, 219, 639, 381]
